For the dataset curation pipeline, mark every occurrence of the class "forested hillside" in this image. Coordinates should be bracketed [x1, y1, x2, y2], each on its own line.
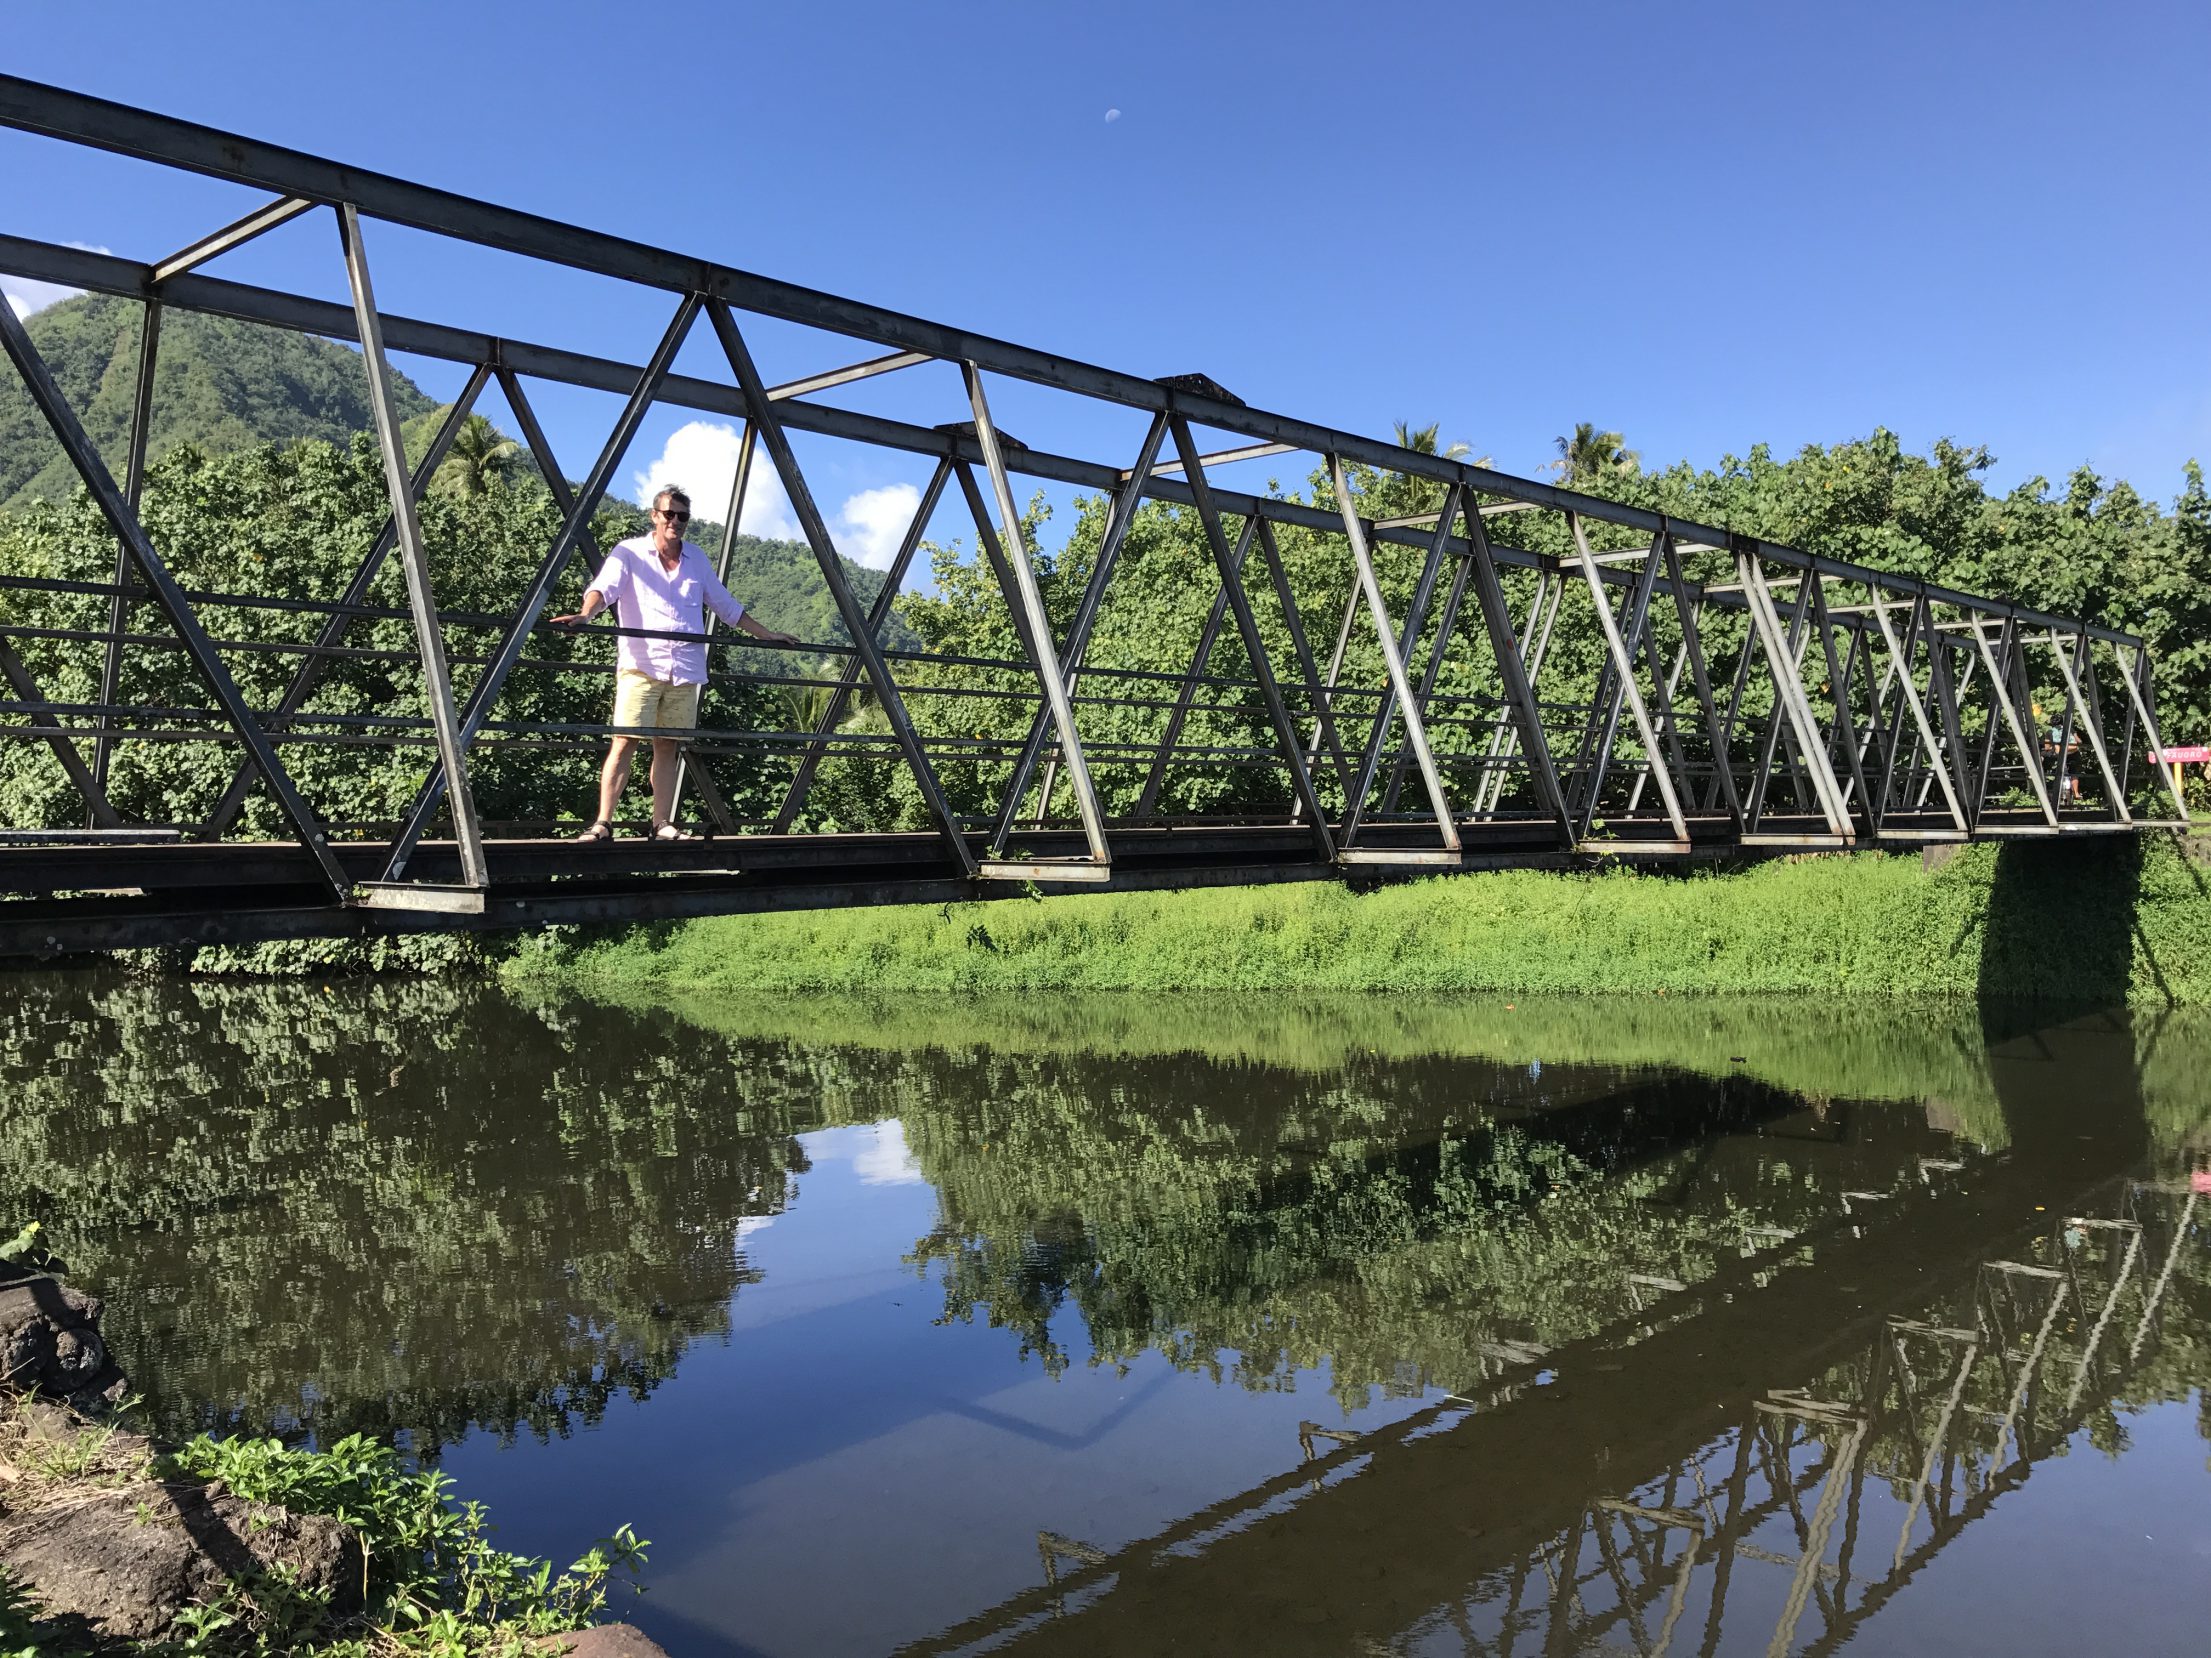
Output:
[0, 292, 911, 648]
[0, 293, 436, 510]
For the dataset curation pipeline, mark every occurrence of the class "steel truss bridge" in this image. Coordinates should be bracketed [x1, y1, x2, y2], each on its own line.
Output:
[0, 79, 2189, 954]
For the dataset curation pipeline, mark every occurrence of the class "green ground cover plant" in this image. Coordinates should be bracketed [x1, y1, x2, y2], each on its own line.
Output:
[157, 1431, 646, 1654]
[510, 836, 2209, 1006]
[0, 1389, 644, 1654]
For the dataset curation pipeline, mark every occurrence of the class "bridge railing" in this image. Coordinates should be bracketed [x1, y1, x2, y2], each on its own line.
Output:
[0, 536, 2177, 850]
[0, 75, 2187, 914]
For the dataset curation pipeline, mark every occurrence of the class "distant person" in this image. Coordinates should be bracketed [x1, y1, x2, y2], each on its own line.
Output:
[552, 485, 798, 842]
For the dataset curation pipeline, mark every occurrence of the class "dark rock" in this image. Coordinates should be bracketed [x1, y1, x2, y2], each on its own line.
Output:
[531, 1625, 673, 1658]
[0, 1273, 127, 1406]
[0, 1479, 364, 1642]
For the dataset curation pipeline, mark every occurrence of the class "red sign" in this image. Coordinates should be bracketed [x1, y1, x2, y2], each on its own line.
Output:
[2155, 745, 2211, 764]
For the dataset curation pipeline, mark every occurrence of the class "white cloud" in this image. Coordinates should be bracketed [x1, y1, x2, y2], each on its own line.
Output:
[631, 422, 930, 578]
[799, 1120, 927, 1187]
[631, 419, 798, 541]
[0, 244, 111, 322]
[836, 482, 922, 571]
[2, 276, 78, 317]
[852, 1120, 925, 1186]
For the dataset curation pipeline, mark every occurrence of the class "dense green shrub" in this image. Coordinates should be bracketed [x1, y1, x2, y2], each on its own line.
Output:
[153, 1431, 645, 1653]
[513, 837, 2209, 1005]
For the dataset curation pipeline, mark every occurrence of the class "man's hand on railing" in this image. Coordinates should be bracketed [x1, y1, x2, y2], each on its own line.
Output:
[735, 614, 801, 647]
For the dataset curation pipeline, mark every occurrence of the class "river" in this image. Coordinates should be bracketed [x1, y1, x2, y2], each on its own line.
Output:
[4, 972, 2206, 1656]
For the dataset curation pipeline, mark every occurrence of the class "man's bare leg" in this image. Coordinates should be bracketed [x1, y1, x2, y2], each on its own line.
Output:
[648, 737, 681, 829]
[594, 736, 637, 826]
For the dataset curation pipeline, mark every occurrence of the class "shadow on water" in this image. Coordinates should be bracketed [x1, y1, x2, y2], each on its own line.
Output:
[1971, 835, 2211, 1156]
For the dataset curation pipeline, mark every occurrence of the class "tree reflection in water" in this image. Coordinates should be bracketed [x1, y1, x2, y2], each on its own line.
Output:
[0, 974, 802, 1447]
[2, 973, 2203, 1491]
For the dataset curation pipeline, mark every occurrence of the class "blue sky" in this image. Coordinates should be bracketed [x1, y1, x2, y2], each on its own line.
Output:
[4, 0, 2208, 568]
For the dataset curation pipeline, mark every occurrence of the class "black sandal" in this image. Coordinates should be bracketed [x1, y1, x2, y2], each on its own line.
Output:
[575, 820, 613, 843]
[652, 822, 701, 843]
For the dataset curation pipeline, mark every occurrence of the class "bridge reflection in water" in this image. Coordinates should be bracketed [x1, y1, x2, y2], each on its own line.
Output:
[898, 1014, 2201, 1658]
[1012, 1178, 2199, 1658]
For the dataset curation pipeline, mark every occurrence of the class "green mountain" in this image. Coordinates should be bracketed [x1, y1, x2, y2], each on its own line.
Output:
[689, 525, 922, 654]
[1, 289, 918, 650]
[0, 291, 435, 511]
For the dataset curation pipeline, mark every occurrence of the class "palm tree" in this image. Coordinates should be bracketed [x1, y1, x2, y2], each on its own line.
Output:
[1376, 420, 1490, 518]
[432, 413, 520, 500]
[1552, 422, 1639, 485]
[780, 679, 877, 735]
[1393, 419, 1470, 460]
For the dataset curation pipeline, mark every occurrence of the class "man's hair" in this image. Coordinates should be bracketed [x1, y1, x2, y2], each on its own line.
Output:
[653, 485, 692, 514]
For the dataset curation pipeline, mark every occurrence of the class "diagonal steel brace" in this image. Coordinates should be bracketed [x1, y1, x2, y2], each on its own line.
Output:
[0, 285, 348, 896]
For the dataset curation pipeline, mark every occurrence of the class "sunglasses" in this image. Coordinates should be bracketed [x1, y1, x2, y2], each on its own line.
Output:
[654, 509, 691, 523]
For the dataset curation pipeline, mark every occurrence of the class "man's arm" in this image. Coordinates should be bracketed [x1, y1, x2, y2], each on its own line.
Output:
[550, 587, 610, 628]
[735, 611, 800, 646]
[551, 552, 626, 628]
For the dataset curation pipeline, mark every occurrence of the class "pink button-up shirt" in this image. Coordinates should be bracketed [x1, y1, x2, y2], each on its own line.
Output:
[587, 537, 747, 686]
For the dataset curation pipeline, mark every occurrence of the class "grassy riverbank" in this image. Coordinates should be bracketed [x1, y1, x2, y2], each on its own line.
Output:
[0, 1397, 645, 1653]
[509, 835, 2210, 1005]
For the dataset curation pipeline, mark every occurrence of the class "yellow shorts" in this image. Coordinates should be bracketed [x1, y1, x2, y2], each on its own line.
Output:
[612, 669, 700, 732]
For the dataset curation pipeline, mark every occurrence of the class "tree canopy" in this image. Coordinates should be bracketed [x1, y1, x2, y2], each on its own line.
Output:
[1553, 420, 1637, 484]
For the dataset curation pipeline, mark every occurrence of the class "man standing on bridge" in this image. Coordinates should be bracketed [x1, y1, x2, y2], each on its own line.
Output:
[553, 485, 798, 842]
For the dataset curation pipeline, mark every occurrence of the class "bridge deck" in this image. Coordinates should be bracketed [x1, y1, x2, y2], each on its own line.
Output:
[0, 809, 2137, 956]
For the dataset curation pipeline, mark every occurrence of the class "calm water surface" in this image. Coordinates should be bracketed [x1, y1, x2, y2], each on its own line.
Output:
[5, 975, 2208, 1657]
